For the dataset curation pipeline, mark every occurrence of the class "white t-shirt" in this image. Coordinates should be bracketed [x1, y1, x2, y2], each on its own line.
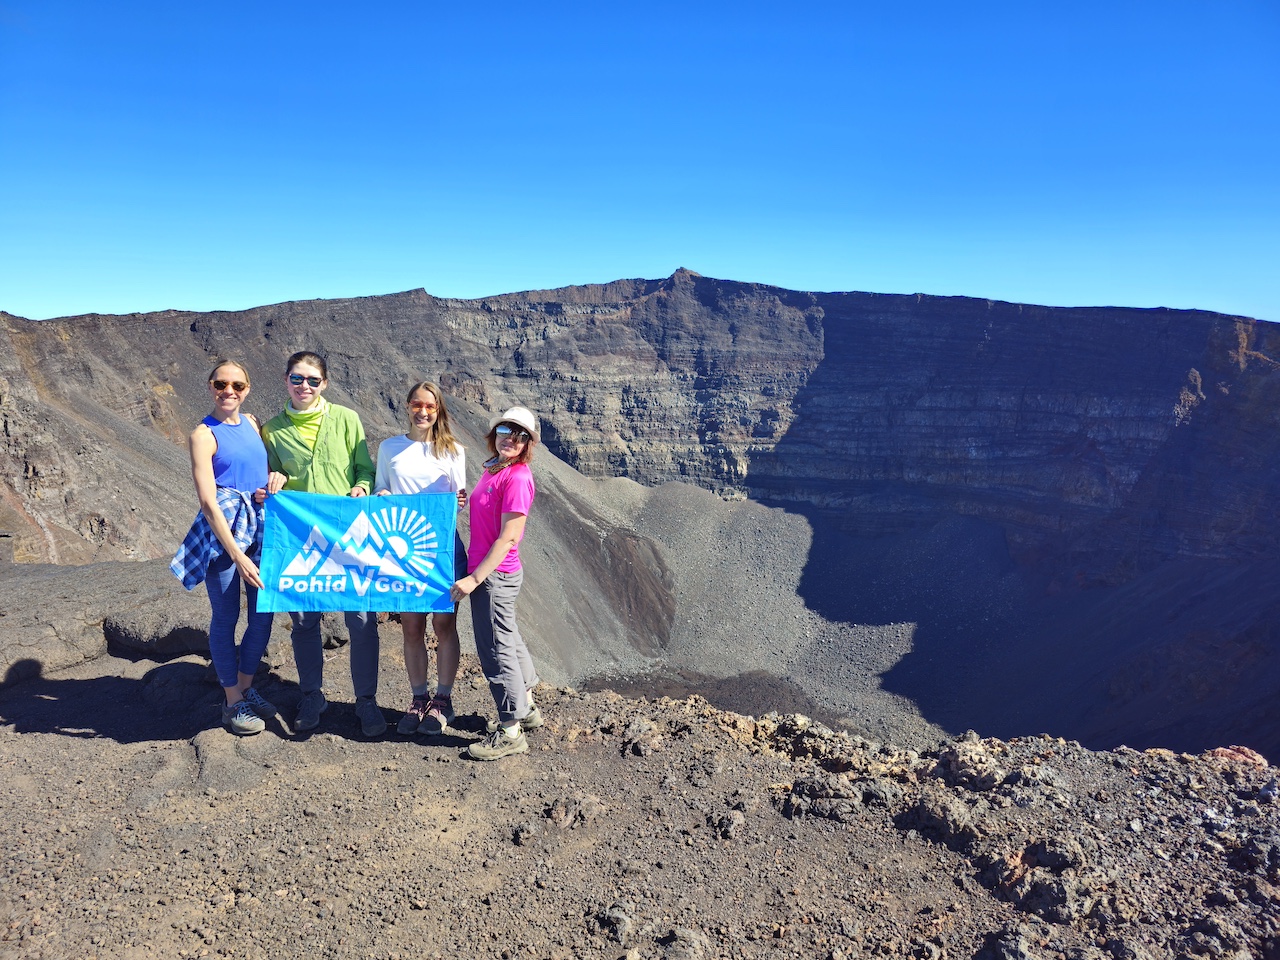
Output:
[374, 435, 466, 495]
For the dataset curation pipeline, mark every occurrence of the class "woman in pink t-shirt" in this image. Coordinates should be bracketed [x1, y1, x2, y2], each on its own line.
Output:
[450, 406, 542, 760]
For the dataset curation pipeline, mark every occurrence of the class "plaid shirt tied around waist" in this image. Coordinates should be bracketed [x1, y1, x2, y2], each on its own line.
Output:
[169, 487, 263, 590]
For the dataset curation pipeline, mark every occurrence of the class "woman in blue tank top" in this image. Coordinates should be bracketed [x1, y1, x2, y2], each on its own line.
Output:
[185, 360, 277, 736]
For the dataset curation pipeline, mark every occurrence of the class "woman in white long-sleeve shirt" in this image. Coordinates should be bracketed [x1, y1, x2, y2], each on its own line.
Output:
[374, 380, 467, 736]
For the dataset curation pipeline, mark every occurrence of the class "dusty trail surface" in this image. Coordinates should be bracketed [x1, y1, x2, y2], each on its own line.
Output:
[2, 637, 1279, 960]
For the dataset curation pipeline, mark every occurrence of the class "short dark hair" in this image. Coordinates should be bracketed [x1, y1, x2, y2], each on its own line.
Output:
[286, 350, 328, 379]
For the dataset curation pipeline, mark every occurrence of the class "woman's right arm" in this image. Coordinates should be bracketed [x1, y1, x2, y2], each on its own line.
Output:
[450, 511, 526, 601]
[373, 440, 391, 496]
[190, 425, 263, 589]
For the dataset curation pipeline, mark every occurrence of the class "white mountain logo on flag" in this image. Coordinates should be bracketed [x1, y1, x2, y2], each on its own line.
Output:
[280, 506, 439, 588]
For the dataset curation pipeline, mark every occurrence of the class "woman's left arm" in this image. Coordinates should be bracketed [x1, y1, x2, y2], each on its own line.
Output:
[454, 448, 467, 509]
[349, 416, 375, 498]
[244, 413, 270, 504]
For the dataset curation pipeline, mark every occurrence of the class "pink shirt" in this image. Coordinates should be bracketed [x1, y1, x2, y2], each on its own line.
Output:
[467, 462, 535, 574]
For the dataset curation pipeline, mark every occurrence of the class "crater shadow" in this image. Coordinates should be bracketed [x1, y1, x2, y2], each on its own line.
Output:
[759, 496, 1280, 758]
[739, 298, 1280, 758]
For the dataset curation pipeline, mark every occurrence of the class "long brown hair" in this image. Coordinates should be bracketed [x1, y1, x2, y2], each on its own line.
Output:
[406, 381, 460, 457]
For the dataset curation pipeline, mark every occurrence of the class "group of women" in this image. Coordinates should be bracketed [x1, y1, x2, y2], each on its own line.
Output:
[173, 350, 541, 761]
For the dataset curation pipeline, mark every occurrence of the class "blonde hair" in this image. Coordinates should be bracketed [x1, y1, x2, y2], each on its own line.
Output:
[208, 359, 250, 384]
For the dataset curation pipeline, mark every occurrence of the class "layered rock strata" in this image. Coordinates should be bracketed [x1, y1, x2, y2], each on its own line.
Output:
[4, 270, 1275, 577]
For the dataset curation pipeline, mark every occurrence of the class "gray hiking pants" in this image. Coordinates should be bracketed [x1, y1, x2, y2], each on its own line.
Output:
[290, 609, 380, 700]
[470, 568, 538, 724]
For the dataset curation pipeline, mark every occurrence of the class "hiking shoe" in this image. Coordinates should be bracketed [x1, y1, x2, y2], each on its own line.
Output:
[222, 699, 265, 736]
[241, 686, 277, 718]
[485, 704, 543, 734]
[355, 696, 387, 737]
[397, 695, 431, 735]
[420, 694, 455, 736]
[294, 690, 327, 732]
[467, 726, 528, 761]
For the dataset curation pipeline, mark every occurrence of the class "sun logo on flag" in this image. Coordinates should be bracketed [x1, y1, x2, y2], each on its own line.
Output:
[369, 506, 439, 576]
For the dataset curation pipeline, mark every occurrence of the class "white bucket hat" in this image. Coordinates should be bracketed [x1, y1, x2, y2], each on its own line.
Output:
[489, 405, 540, 442]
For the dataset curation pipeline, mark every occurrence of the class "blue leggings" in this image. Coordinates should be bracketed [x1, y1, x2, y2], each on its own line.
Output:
[206, 549, 274, 690]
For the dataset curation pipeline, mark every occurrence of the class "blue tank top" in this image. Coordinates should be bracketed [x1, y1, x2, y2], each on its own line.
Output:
[203, 416, 269, 492]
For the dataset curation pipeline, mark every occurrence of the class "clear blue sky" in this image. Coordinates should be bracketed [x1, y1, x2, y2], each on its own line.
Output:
[1, 1, 1277, 321]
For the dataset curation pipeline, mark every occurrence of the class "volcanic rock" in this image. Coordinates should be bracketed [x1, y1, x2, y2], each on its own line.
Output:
[3, 271, 1280, 759]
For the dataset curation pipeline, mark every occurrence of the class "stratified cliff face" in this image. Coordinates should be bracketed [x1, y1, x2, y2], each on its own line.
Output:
[464, 270, 1280, 578]
[5, 269, 1276, 575]
[476, 272, 827, 489]
[752, 291, 1280, 577]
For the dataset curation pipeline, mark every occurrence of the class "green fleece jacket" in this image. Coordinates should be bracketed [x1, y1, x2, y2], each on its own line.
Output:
[260, 402, 375, 496]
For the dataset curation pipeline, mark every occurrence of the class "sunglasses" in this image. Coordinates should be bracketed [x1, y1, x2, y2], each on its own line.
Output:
[495, 423, 531, 443]
[211, 379, 248, 392]
[409, 400, 439, 413]
[288, 373, 323, 387]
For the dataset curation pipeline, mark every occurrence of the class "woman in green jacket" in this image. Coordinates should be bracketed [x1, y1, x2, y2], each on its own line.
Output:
[261, 350, 384, 736]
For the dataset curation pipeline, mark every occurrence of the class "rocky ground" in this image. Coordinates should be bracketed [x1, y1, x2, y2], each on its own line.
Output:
[2, 629, 1278, 960]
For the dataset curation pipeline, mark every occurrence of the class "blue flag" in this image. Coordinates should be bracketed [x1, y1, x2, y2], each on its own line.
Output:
[259, 491, 457, 613]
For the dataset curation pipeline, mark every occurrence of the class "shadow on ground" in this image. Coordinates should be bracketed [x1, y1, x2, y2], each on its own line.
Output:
[0, 658, 227, 743]
[0, 657, 506, 747]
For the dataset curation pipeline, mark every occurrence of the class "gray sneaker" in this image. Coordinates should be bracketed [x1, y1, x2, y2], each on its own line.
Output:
[242, 686, 277, 718]
[485, 704, 542, 734]
[294, 690, 327, 732]
[397, 695, 431, 735]
[420, 694, 456, 736]
[222, 699, 265, 736]
[467, 725, 528, 761]
[355, 696, 387, 737]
